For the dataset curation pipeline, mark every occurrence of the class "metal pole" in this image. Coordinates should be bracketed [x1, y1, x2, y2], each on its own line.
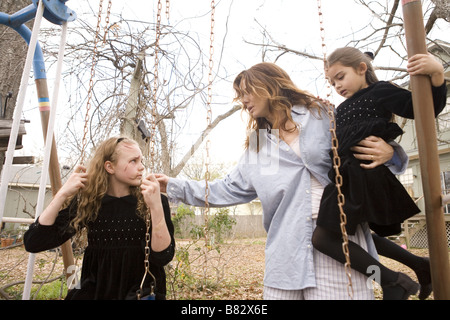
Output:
[0, 1, 76, 298]
[23, 22, 74, 300]
[401, 0, 450, 300]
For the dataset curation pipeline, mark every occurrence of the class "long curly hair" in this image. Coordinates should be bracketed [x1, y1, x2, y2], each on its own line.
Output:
[70, 137, 147, 237]
[233, 62, 323, 150]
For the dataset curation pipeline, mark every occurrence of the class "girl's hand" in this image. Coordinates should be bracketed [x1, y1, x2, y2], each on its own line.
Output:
[59, 165, 88, 198]
[351, 136, 393, 169]
[154, 173, 169, 193]
[140, 173, 162, 209]
[407, 53, 445, 87]
[38, 165, 87, 226]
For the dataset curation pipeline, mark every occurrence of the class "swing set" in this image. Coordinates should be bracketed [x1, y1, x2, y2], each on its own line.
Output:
[0, 0, 448, 300]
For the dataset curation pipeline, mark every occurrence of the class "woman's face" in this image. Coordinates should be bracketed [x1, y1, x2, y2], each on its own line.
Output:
[241, 91, 270, 119]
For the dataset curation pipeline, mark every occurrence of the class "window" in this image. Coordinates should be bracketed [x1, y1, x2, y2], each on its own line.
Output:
[441, 171, 450, 214]
[437, 98, 450, 133]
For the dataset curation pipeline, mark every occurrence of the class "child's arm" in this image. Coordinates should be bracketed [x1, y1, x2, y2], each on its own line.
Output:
[24, 165, 87, 253]
[378, 53, 447, 119]
[38, 165, 87, 226]
[407, 53, 445, 87]
[141, 173, 172, 252]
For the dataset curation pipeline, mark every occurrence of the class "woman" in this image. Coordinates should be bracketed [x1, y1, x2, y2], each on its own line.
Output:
[157, 62, 408, 299]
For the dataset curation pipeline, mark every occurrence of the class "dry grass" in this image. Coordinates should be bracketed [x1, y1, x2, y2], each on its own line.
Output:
[0, 238, 444, 300]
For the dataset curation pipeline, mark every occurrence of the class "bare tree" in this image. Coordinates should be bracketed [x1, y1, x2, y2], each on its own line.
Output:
[242, 0, 449, 149]
[245, 0, 448, 82]
[34, 6, 239, 177]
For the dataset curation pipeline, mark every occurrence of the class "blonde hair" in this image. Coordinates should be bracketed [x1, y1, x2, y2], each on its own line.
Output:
[70, 137, 147, 237]
[233, 62, 322, 150]
[326, 47, 379, 85]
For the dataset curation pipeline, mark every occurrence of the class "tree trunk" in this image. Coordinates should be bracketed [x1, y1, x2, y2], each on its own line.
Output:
[0, 0, 31, 173]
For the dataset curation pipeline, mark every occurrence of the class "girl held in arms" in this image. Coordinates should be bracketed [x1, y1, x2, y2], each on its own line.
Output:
[313, 47, 447, 300]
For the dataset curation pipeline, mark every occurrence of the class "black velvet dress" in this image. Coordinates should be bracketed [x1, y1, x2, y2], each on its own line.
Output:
[24, 194, 175, 300]
[317, 81, 447, 237]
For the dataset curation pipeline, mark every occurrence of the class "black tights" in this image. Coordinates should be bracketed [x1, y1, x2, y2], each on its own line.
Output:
[371, 233, 424, 270]
[312, 226, 400, 295]
[312, 226, 429, 299]
[371, 233, 430, 290]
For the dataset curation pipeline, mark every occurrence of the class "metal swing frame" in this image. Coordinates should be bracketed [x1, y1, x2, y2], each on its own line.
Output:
[0, 0, 77, 300]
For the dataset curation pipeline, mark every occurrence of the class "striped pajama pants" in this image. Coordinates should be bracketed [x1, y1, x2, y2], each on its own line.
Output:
[264, 223, 376, 300]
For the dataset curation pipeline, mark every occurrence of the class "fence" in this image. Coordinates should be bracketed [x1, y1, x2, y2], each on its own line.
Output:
[176, 215, 267, 239]
[408, 220, 450, 249]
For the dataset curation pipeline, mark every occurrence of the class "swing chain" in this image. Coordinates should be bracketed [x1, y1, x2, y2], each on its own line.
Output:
[137, 211, 156, 300]
[149, 0, 163, 172]
[80, 0, 112, 165]
[102, 0, 113, 45]
[138, 0, 165, 300]
[203, 0, 215, 248]
[165, 0, 170, 21]
[316, 0, 354, 299]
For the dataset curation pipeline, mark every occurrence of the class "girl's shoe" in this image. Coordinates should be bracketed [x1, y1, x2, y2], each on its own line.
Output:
[415, 257, 432, 300]
[382, 272, 420, 300]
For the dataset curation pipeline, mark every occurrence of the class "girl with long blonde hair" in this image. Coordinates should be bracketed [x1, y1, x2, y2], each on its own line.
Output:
[24, 137, 174, 300]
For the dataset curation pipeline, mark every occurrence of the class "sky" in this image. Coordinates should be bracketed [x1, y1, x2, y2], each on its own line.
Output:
[13, 0, 450, 170]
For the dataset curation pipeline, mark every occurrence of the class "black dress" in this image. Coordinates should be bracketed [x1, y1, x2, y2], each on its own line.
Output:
[317, 81, 447, 237]
[24, 194, 175, 300]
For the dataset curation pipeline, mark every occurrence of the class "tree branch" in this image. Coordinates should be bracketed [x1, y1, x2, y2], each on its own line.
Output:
[171, 105, 241, 177]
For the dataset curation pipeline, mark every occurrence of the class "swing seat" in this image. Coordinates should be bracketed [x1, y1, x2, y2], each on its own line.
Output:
[0, 119, 28, 151]
[136, 288, 155, 300]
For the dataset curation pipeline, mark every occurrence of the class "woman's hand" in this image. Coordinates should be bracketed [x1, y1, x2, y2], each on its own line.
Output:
[351, 136, 394, 169]
[154, 173, 169, 193]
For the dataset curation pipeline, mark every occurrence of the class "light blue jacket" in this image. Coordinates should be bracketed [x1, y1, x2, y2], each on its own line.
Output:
[167, 104, 408, 290]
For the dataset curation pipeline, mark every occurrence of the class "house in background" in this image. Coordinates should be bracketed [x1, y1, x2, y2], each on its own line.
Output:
[396, 40, 450, 248]
[1, 159, 72, 235]
[1, 161, 51, 228]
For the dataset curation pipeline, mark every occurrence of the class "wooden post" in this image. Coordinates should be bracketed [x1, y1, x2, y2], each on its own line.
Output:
[35, 79, 75, 279]
[35, 79, 62, 190]
[401, 0, 450, 300]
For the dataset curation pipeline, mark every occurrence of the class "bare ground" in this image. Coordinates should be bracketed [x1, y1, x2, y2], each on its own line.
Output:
[0, 238, 444, 300]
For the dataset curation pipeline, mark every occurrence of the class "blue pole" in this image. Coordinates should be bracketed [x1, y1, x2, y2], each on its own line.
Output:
[0, 6, 46, 80]
[0, 0, 77, 79]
